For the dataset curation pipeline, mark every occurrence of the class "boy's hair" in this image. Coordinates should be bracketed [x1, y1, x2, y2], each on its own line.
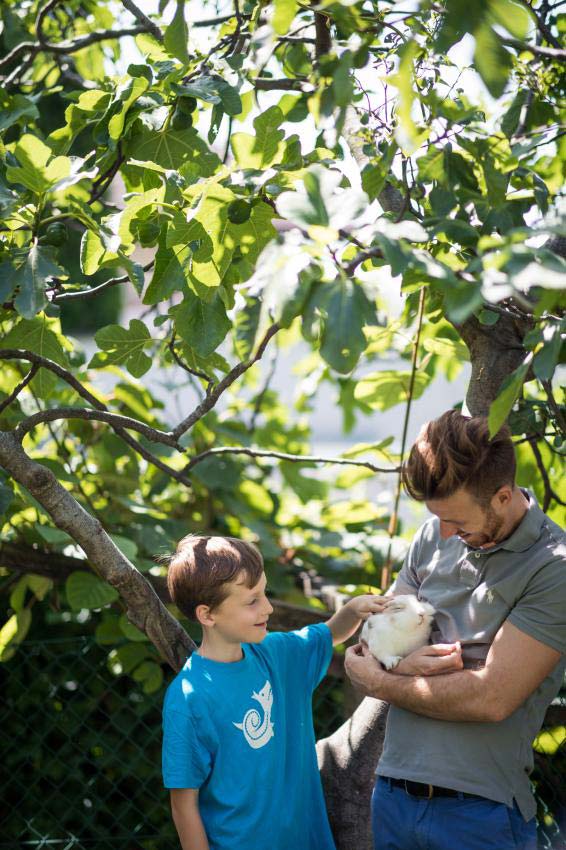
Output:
[166, 535, 264, 621]
[402, 410, 516, 506]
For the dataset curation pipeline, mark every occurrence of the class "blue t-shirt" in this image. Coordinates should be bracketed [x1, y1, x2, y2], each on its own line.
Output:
[162, 622, 336, 850]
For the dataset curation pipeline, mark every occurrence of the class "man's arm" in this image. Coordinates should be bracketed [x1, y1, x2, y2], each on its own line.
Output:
[344, 620, 562, 722]
[170, 788, 210, 850]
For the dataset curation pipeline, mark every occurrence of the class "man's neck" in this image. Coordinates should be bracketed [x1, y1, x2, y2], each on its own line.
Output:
[491, 488, 530, 547]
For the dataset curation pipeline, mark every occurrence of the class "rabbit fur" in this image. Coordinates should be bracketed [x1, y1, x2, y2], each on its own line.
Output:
[360, 594, 435, 670]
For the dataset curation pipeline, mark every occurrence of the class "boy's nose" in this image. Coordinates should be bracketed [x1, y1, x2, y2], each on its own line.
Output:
[265, 598, 274, 616]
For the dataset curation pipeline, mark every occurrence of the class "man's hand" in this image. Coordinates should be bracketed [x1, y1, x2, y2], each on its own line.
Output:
[393, 643, 463, 676]
[344, 642, 385, 696]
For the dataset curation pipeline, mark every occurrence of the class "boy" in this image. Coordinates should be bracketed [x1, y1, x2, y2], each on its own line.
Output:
[162, 534, 391, 850]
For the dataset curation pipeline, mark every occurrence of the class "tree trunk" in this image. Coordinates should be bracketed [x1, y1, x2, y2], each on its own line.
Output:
[317, 698, 390, 850]
[456, 311, 534, 417]
[0, 430, 193, 671]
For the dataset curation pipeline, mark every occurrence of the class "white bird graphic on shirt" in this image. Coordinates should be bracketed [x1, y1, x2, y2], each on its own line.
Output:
[233, 680, 274, 749]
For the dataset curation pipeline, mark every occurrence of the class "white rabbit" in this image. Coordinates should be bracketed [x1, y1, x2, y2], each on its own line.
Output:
[360, 594, 435, 670]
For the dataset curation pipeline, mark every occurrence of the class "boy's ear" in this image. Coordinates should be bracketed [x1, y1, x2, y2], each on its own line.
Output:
[195, 603, 214, 627]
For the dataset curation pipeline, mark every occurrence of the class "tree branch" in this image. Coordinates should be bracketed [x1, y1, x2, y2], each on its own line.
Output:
[0, 27, 148, 74]
[516, 0, 563, 50]
[172, 323, 281, 440]
[121, 0, 164, 42]
[53, 262, 154, 303]
[528, 437, 565, 511]
[186, 446, 400, 474]
[254, 77, 310, 91]
[502, 37, 566, 60]
[0, 431, 192, 670]
[345, 246, 385, 277]
[0, 365, 39, 415]
[15, 407, 179, 448]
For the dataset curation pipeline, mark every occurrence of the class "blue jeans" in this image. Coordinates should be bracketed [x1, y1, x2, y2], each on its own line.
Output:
[372, 776, 538, 850]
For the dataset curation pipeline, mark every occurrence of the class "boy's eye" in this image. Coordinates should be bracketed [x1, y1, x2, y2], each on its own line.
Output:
[248, 599, 257, 605]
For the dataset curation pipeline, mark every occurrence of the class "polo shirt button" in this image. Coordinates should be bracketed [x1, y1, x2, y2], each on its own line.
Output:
[475, 553, 481, 558]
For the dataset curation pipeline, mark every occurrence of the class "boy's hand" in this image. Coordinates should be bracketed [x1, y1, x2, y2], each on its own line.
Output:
[344, 593, 392, 621]
[327, 594, 392, 646]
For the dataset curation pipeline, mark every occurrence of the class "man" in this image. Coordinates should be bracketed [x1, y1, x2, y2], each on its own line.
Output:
[345, 409, 566, 850]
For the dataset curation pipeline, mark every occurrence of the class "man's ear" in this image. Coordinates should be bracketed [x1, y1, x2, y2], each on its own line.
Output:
[195, 604, 215, 627]
[492, 484, 513, 509]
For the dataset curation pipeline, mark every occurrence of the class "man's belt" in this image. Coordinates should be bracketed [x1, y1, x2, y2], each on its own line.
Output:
[384, 777, 477, 799]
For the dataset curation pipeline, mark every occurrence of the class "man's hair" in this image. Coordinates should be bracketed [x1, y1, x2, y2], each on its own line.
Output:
[402, 410, 516, 505]
[166, 536, 264, 621]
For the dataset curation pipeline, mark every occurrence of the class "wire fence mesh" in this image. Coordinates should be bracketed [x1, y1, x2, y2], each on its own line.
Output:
[1, 637, 565, 849]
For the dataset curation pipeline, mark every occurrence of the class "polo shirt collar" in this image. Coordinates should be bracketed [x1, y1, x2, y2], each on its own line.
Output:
[470, 490, 545, 555]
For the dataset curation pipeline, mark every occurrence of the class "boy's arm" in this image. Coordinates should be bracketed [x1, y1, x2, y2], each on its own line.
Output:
[170, 788, 210, 850]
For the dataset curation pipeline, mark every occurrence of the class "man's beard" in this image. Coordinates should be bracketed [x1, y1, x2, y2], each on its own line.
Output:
[467, 506, 505, 548]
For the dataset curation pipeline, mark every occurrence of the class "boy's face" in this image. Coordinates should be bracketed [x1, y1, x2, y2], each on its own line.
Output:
[207, 571, 273, 645]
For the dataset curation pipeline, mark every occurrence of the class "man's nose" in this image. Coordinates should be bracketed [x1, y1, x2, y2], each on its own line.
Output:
[439, 521, 458, 540]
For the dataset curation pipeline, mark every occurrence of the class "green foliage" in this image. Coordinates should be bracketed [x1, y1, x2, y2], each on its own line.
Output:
[0, 0, 564, 700]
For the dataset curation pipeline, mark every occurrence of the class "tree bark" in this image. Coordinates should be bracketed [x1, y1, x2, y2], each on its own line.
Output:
[456, 311, 534, 417]
[317, 698, 390, 850]
[0, 430, 193, 671]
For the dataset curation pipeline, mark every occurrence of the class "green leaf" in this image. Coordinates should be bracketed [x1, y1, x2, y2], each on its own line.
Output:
[108, 643, 148, 675]
[91, 319, 153, 377]
[478, 309, 500, 326]
[129, 125, 220, 174]
[474, 24, 512, 99]
[13, 245, 65, 319]
[0, 609, 31, 661]
[1, 318, 69, 398]
[164, 0, 190, 63]
[487, 355, 532, 437]
[66, 571, 119, 611]
[132, 660, 164, 693]
[488, 0, 532, 39]
[119, 614, 148, 642]
[6, 134, 52, 193]
[533, 325, 563, 382]
[315, 279, 376, 374]
[28, 574, 53, 600]
[10, 577, 28, 612]
[0, 261, 18, 302]
[277, 165, 368, 231]
[216, 79, 242, 117]
[0, 91, 39, 133]
[171, 291, 231, 358]
[273, 0, 298, 34]
[231, 106, 285, 168]
[143, 236, 192, 304]
[435, 218, 478, 246]
[354, 370, 431, 410]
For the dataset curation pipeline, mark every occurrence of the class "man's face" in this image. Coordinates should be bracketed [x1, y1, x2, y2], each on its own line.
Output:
[425, 488, 506, 549]
[208, 571, 274, 645]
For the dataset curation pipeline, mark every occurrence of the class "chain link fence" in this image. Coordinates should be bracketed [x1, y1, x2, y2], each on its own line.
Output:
[1, 638, 564, 849]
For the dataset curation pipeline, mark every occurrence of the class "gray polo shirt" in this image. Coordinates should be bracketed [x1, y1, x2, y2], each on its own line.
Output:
[377, 492, 565, 820]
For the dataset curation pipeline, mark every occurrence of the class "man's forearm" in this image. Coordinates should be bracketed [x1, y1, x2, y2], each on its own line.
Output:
[368, 666, 497, 722]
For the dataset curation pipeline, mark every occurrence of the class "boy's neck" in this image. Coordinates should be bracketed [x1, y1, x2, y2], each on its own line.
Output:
[197, 632, 244, 663]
